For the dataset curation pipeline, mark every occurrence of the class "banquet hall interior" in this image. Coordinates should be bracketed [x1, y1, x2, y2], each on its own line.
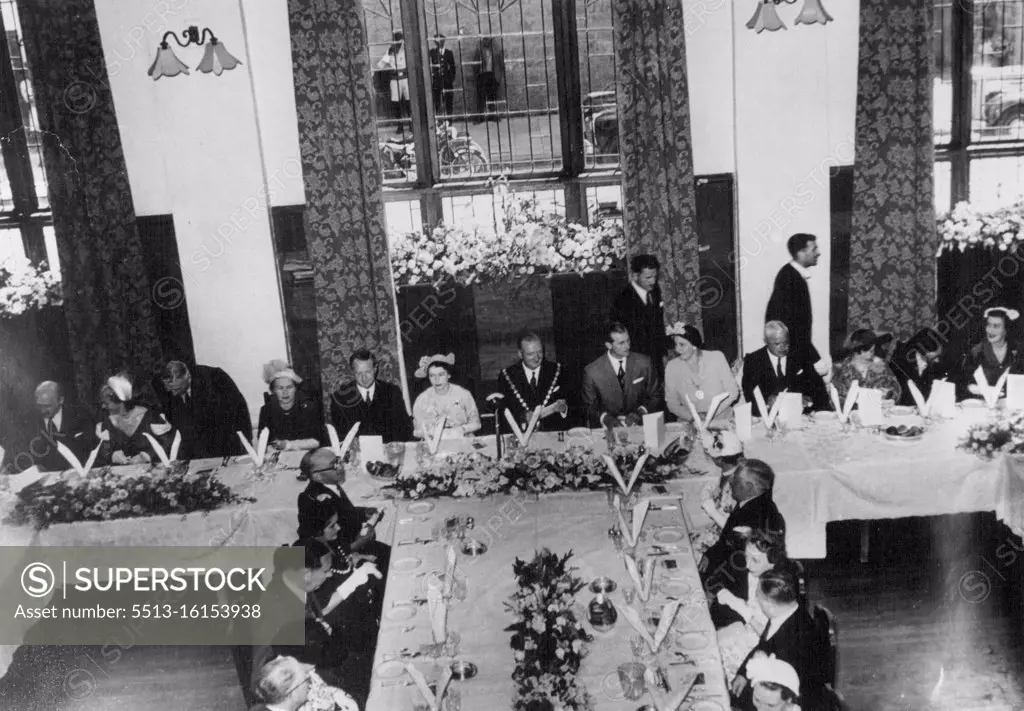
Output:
[3, 0, 1024, 709]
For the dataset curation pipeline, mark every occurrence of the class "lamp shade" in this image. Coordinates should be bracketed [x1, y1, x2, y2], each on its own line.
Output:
[747, 1, 787, 33]
[196, 41, 243, 76]
[148, 45, 190, 80]
[795, 0, 833, 25]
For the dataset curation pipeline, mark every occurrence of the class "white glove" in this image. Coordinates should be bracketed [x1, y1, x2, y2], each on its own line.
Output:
[333, 562, 382, 601]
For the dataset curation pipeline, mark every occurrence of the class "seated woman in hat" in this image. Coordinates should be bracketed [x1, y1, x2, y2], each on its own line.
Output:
[257, 360, 325, 450]
[830, 329, 901, 403]
[97, 373, 176, 466]
[412, 353, 481, 439]
[958, 306, 1024, 400]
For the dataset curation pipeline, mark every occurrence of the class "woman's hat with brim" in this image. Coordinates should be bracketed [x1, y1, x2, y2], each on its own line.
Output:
[415, 352, 455, 379]
[262, 359, 302, 386]
[839, 328, 892, 358]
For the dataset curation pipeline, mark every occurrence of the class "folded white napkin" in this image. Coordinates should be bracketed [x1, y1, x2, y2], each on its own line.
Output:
[620, 600, 680, 653]
[6, 465, 47, 494]
[443, 545, 457, 599]
[751, 387, 782, 431]
[684, 393, 729, 433]
[735, 402, 753, 441]
[1007, 374, 1024, 411]
[505, 406, 542, 446]
[930, 379, 957, 417]
[404, 663, 453, 711]
[616, 499, 650, 547]
[427, 417, 446, 454]
[427, 585, 448, 644]
[975, 366, 1010, 408]
[642, 412, 667, 455]
[56, 441, 101, 477]
[142, 430, 182, 466]
[326, 423, 360, 459]
[623, 553, 654, 602]
[237, 428, 270, 466]
[828, 381, 859, 423]
[855, 388, 884, 426]
[907, 379, 929, 416]
[602, 453, 649, 495]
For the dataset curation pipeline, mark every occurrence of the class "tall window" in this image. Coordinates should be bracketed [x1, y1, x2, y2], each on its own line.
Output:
[935, 0, 1024, 212]
[363, 0, 622, 234]
[0, 0, 55, 272]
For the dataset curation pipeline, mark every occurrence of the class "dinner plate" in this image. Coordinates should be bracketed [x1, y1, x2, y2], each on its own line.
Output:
[961, 399, 986, 409]
[392, 556, 422, 573]
[689, 701, 725, 711]
[376, 659, 405, 679]
[384, 604, 418, 622]
[884, 432, 924, 442]
[653, 527, 686, 544]
[889, 405, 916, 416]
[661, 579, 693, 596]
[407, 501, 435, 514]
[676, 631, 710, 651]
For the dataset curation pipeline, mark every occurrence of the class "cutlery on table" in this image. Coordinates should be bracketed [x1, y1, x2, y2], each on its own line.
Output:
[392, 598, 427, 607]
[396, 537, 433, 546]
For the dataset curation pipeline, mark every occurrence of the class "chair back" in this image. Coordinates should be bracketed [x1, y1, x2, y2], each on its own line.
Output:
[812, 603, 838, 688]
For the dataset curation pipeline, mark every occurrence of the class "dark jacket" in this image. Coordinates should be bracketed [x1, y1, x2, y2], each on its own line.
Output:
[612, 283, 666, 366]
[153, 365, 251, 460]
[702, 493, 785, 592]
[429, 46, 456, 85]
[890, 343, 952, 407]
[736, 606, 828, 711]
[742, 346, 829, 416]
[956, 340, 1024, 400]
[30, 405, 96, 472]
[765, 264, 818, 363]
[581, 352, 662, 427]
[258, 392, 325, 444]
[99, 408, 176, 465]
[329, 379, 411, 444]
[498, 360, 569, 431]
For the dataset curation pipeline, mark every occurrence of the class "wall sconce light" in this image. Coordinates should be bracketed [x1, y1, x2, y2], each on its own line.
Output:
[148, 26, 243, 80]
[747, 0, 833, 33]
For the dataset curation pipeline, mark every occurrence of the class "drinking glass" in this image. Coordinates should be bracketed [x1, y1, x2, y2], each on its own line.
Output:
[623, 587, 636, 605]
[617, 662, 646, 701]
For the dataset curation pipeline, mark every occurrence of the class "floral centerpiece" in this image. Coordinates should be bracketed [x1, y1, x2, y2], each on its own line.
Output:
[938, 200, 1024, 254]
[390, 178, 626, 286]
[958, 410, 1024, 460]
[0, 257, 62, 318]
[389, 444, 686, 500]
[9, 462, 255, 528]
[505, 549, 592, 711]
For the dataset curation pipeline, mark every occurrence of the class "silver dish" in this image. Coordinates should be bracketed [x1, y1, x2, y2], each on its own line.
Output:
[462, 539, 488, 556]
[589, 577, 617, 594]
[450, 660, 478, 680]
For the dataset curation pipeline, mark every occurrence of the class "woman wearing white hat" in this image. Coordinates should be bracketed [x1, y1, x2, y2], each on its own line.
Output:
[747, 652, 802, 710]
[959, 306, 1024, 400]
[257, 360, 325, 450]
[97, 373, 175, 466]
[411, 353, 480, 439]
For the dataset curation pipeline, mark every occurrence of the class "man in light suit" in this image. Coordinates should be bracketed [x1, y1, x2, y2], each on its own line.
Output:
[742, 321, 828, 416]
[581, 322, 662, 428]
[498, 332, 569, 432]
[765, 233, 820, 365]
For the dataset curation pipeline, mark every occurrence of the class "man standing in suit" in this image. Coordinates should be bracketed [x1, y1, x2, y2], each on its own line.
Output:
[155, 360, 251, 460]
[765, 234, 820, 365]
[31, 381, 95, 471]
[582, 322, 662, 428]
[742, 321, 828, 416]
[732, 562, 828, 711]
[329, 349, 412, 443]
[498, 332, 569, 432]
[612, 254, 666, 374]
[429, 34, 457, 115]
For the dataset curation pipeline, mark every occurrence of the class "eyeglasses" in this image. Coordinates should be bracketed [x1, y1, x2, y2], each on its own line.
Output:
[283, 669, 314, 697]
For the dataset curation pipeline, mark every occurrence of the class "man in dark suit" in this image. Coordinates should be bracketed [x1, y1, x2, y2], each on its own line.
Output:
[611, 254, 666, 373]
[733, 562, 828, 711]
[154, 360, 251, 460]
[742, 321, 829, 416]
[582, 322, 662, 428]
[498, 332, 569, 432]
[329, 349, 411, 443]
[890, 327, 951, 407]
[429, 34, 457, 115]
[31, 381, 95, 472]
[765, 233, 820, 364]
[701, 459, 785, 589]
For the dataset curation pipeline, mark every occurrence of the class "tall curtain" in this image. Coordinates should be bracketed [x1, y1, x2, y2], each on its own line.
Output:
[850, 0, 937, 338]
[18, 0, 163, 407]
[288, 0, 401, 401]
[612, 0, 701, 329]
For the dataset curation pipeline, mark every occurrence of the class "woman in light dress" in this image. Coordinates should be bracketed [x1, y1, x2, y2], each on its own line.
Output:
[664, 322, 739, 428]
[411, 353, 481, 440]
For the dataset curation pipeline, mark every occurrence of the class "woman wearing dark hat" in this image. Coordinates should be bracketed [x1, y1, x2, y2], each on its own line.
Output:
[665, 321, 739, 428]
[831, 329, 901, 402]
[958, 307, 1024, 400]
[892, 327, 950, 407]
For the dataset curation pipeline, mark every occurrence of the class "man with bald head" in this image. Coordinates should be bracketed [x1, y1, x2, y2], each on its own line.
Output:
[741, 321, 828, 417]
[32, 381, 95, 471]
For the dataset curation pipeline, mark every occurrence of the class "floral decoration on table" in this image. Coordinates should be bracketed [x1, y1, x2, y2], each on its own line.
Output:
[505, 548, 592, 711]
[9, 462, 256, 528]
[389, 178, 626, 286]
[958, 410, 1024, 460]
[0, 257, 62, 318]
[388, 443, 688, 500]
[937, 200, 1024, 253]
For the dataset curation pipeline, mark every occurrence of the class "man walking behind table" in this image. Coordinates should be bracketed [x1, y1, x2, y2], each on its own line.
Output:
[765, 233, 820, 366]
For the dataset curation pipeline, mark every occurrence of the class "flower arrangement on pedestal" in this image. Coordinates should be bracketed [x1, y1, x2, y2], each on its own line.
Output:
[958, 410, 1024, 459]
[937, 200, 1024, 253]
[390, 178, 626, 286]
[10, 462, 255, 528]
[0, 258, 62, 318]
[505, 549, 592, 711]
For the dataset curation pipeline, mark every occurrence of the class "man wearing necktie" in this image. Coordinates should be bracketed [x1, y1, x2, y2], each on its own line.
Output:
[329, 349, 412, 443]
[741, 321, 828, 416]
[611, 254, 666, 378]
[582, 322, 662, 428]
[498, 332, 569, 431]
[30, 381, 96, 471]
